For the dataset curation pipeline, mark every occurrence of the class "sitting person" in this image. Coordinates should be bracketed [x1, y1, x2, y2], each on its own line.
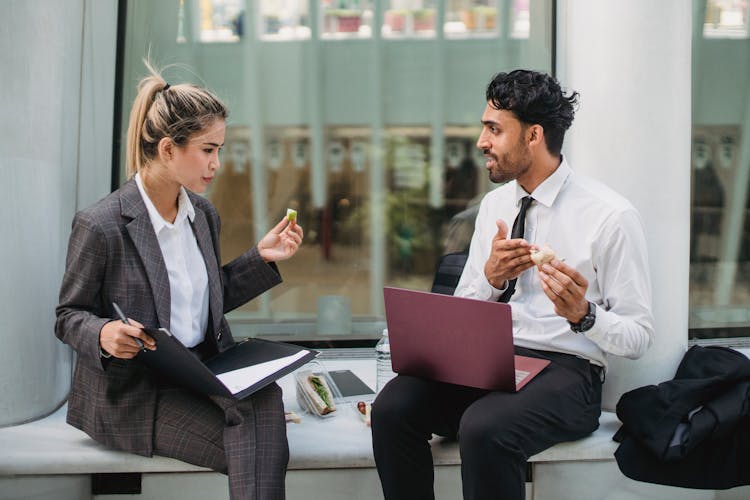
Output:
[55, 61, 303, 500]
[371, 69, 655, 500]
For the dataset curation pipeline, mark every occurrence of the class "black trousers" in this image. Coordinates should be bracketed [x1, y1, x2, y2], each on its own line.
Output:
[371, 347, 602, 500]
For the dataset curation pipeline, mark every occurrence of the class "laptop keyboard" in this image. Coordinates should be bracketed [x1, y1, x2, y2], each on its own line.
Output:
[515, 369, 530, 384]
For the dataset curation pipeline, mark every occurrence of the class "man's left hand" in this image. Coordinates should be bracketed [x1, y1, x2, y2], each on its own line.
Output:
[538, 259, 589, 323]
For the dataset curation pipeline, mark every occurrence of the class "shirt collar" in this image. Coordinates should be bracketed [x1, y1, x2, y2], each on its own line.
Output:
[513, 156, 572, 209]
[134, 171, 195, 233]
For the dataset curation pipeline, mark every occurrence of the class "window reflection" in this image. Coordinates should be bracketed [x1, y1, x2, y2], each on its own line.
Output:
[445, 0, 499, 38]
[691, 0, 750, 339]
[383, 1, 438, 39]
[121, 0, 553, 340]
[703, 0, 749, 39]
[199, 0, 246, 42]
[259, 0, 311, 40]
[320, 0, 374, 39]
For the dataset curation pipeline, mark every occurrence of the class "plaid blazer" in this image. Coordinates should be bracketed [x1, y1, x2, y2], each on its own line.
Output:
[55, 179, 282, 456]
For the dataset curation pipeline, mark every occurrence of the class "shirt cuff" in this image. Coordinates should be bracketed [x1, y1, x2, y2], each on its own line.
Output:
[485, 278, 508, 301]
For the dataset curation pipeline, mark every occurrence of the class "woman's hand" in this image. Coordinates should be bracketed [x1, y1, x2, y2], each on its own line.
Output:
[99, 318, 156, 359]
[258, 216, 304, 262]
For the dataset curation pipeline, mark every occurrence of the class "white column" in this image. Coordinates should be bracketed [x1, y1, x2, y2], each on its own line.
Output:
[0, 0, 116, 426]
[557, 0, 692, 410]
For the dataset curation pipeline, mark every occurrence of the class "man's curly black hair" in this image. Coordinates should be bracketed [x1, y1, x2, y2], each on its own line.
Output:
[486, 70, 579, 156]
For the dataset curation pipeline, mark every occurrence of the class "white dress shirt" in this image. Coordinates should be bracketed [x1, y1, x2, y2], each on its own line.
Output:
[454, 158, 654, 370]
[135, 173, 209, 348]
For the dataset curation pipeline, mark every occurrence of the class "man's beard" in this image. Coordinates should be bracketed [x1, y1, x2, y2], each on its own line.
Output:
[486, 148, 531, 184]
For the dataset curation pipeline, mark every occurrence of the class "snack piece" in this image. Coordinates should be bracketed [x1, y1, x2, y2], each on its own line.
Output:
[304, 374, 337, 415]
[284, 410, 301, 424]
[286, 208, 298, 223]
[530, 245, 556, 268]
[356, 401, 372, 427]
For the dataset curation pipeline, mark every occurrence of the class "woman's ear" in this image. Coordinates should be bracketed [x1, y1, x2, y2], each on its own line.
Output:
[157, 137, 174, 161]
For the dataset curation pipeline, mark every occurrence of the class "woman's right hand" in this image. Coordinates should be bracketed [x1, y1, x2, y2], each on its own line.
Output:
[99, 318, 156, 359]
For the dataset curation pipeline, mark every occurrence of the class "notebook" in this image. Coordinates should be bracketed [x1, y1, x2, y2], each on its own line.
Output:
[383, 287, 550, 392]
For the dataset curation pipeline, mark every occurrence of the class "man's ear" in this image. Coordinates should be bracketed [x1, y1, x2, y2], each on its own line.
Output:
[157, 137, 174, 161]
[527, 124, 545, 147]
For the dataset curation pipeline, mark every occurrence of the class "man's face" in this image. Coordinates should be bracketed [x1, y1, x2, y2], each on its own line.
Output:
[476, 104, 532, 184]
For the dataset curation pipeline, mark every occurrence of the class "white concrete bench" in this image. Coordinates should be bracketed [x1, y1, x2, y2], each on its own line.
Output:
[1, 356, 746, 500]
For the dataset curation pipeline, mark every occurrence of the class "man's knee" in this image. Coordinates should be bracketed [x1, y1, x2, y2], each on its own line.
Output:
[458, 406, 525, 460]
[372, 376, 426, 431]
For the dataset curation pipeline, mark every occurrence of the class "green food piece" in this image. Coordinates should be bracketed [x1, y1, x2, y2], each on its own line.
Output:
[286, 208, 297, 222]
[309, 376, 332, 407]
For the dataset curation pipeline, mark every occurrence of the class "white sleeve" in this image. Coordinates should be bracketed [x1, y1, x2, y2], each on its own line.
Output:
[582, 209, 655, 359]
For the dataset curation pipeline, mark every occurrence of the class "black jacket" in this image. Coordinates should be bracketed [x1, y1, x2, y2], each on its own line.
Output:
[613, 345, 750, 489]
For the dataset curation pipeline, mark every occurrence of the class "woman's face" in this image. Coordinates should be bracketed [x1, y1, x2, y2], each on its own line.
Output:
[169, 119, 226, 193]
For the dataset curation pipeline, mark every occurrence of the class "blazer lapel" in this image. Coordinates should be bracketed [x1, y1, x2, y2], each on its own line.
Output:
[120, 179, 171, 330]
[191, 205, 223, 336]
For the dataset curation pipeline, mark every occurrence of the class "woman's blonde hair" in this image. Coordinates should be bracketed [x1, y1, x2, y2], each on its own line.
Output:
[125, 60, 228, 177]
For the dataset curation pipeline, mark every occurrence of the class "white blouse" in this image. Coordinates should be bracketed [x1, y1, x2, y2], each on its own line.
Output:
[135, 173, 209, 348]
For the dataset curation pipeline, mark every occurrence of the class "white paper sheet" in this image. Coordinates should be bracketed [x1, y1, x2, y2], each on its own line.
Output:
[216, 350, 309, 395]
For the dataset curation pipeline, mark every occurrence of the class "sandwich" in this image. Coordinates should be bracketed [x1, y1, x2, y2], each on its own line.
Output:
[300, 373, 336, 416]
[530, 245, 556, 268]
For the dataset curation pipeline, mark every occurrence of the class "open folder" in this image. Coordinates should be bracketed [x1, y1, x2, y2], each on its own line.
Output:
[137, 328, 317, 400]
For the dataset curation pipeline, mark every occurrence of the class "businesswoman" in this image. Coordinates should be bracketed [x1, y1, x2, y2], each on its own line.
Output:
[55, 62, 303, 500]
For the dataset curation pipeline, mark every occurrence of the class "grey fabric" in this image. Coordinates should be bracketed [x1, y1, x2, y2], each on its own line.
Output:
[154, 383, 289, 499]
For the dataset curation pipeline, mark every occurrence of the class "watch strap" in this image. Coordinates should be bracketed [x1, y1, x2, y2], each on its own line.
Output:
[569, 301, 596, 333]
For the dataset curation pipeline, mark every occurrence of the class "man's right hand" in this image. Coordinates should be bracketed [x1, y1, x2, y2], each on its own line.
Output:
[100, 318, 156, 359]
[483, 219, 534, 289]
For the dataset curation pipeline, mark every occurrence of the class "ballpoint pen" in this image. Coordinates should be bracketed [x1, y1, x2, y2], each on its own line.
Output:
[112, 302, 146, 350]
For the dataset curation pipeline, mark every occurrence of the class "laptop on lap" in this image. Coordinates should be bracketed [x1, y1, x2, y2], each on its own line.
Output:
[383, 287, 549, 392]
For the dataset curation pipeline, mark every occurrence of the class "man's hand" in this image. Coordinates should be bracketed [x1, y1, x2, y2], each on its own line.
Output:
[538, 260, 590, 323]
[484, 219, 533, 289]
[100, 318, 156, 359]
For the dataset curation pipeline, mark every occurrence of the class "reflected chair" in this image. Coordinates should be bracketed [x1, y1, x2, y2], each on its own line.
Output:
[430, 252, 469, 295]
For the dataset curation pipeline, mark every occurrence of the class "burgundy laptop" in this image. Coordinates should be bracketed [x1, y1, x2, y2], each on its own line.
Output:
[383, 287, 550, 392]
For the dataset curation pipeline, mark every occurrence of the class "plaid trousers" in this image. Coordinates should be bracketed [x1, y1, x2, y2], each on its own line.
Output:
[153, 381, 289, 499]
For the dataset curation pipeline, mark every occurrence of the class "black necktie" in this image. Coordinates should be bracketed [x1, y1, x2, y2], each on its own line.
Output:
[499, 196, 534, 303]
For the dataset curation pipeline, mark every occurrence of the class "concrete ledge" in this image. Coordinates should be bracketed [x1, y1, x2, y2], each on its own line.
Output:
[0, 406, 620, 475]
[431, 410, 620, 466]
[0, 359, 619, 477]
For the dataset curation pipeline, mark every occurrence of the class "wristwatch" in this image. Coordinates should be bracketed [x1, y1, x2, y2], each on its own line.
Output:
[569, 301, 596, 333]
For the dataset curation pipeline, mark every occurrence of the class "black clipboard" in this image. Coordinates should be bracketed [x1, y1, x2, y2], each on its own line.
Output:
[138, 328, 317, 400]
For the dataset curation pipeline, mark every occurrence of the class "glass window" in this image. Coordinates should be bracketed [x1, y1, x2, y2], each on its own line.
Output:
[382, 0, 438, 39]
[690, 0, 750, 340]
[703, 0, 749, 39]
[320, 0, 374, 39]
[118, 0, 554, 343]
[198, 0, 246, 42]
[445, 0, 499, 38]
[259, 0, 311, 41]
